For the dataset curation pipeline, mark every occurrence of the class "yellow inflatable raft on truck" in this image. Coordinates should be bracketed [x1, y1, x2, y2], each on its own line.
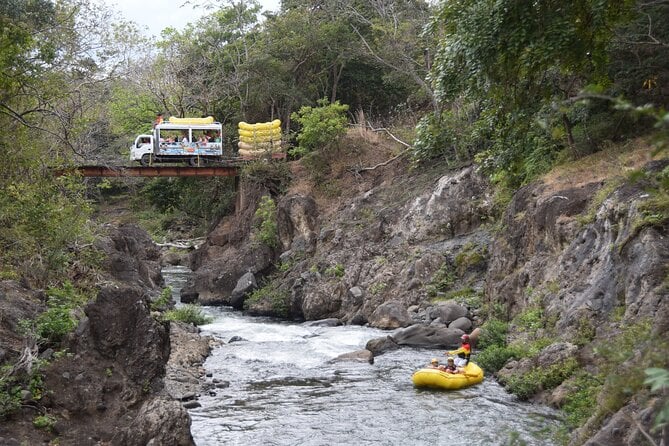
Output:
[168, 116, 215, 125]
[237, 119, 284, 158]
[412, 362, 484, 390]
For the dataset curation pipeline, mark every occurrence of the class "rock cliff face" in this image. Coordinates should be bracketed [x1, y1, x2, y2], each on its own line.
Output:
[0, 224, 195, 446]
[186, 141, 667, 445]
[486, 165, 669, 333]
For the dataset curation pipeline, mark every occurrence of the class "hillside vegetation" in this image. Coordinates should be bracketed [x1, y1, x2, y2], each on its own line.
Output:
[0, 1, 668, 445]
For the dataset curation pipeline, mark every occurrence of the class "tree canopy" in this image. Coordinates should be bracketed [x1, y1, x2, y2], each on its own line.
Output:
[1, 0, 666, 284]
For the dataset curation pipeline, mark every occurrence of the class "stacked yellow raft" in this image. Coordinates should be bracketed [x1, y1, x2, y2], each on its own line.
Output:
[168, 116, 215, 124]
[238, 119, 283, 157]
[411, 362, 484, 390]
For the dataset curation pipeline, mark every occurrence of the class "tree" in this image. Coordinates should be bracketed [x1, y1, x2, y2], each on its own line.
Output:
[416, 0, 638, 185]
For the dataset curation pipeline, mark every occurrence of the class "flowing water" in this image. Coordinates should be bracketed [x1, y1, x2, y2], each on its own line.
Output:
[163, 266, 564, 446]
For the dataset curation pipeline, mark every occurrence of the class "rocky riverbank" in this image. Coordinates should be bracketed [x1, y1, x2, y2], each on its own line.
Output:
[180, 134, 668, 445]
[0, 224, 210, 445]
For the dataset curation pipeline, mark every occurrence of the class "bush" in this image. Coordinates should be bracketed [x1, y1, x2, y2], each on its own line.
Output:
[33, 414, 56, 431]
[30, 282, 89, 345]
[476, 344, 519, 374]
[244, 282, 290, 317]
[290, 99, 349, 156]
[505, 358, 579, 401]
[562, 371, 603, 428]
[426, 262, 455, 299]
[163, 304, 212, 326]
[477, 319, 509, 350]
[253, 195, 278, 248]
[151, 286, 172, 311]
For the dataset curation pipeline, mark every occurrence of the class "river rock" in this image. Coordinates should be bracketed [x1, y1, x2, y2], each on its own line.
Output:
[448, 316, 472, 331]
[120, 398, 194, 446]
[229, 272, 257, 310]
[428, 301, 469, 324]
[365, 336, 400, 355]
[304, 318, 341, 327]
[331, 349, 374, 364]
[368, 301, 412, 329]
[391, 324, 463, 348]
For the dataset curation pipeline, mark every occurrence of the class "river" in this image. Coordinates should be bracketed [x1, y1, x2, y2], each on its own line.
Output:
[163, 266, 564, 446]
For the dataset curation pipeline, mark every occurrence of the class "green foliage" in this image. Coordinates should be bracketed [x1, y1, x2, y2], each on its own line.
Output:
[253, 195, 279, 248]
[573, 320, 666, 430]
[244, 282, 290, 317]
[442, 288, 481, 309]
[136, 177, 237, 237]
[0, 372, 22, 419]
[325, 264, 345, 278]
[151, 287, 173, 311]
[577, 179, 622, 225]
[513, 307, 545, 332]
[562, 371, 603, 428]
[290, 99, 349, 156]
[645, 368, 669, 432]
[29, 282, 90, 346]
[505, 358, 579, 401]
[241, 161, 292, 196]
[163, 304, 213, 326]
[632, 165, 669, 233]
[0, 356, 47, 420]
[454, 242, 487, 273]
[477, 344, 519, 374]
[0, 173, 97, 285]
[426, 262, 455, 299]
[478, 319, 509, 350]
[416, 0, 650, 189]
[369, 282, 388, 296]
[573, 316, 597, 347]
[411, 108, 480, 165]
[33, 414, 56, 431]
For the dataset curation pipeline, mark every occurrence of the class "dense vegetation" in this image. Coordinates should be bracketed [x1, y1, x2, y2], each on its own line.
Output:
[1, 0, 668, 441]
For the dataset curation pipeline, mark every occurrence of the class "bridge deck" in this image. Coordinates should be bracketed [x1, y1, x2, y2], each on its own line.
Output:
[62, 165, 239, 177]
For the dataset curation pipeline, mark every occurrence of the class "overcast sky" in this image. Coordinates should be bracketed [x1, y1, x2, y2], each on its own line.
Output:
[108, 0, 282, 38]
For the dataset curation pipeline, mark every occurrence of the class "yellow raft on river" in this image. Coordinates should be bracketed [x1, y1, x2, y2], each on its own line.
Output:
[412, 362, 484, 390]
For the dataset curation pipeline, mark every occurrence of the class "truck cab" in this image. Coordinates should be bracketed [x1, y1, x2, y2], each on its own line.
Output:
[129, 135, 154, 166]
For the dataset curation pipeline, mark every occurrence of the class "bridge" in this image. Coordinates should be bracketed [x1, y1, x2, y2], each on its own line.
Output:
[61, 165, 239, 177]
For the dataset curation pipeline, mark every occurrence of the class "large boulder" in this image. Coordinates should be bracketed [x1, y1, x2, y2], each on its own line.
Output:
[368, 301, 412, 329]
[428, 301, 469, 324]
[391, 324, 464, 348]
[120, 398, 194, 446]
[229, 272, 257, 310]
[397, 167, 493, 240]
[365, 336, 400, 356]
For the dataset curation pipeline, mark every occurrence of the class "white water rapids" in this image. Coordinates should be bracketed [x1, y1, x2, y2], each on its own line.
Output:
[164, 266, 564, 446]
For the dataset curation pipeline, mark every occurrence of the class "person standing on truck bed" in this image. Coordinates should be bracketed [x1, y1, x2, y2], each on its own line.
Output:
[153, 113, 163, 128]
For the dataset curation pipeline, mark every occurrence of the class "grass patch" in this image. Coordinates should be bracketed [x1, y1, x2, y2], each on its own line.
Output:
[325, 263, 345, 278]
[244, 282, 290, 317]
[454, 242, 488, 273]
[163, 304, 212, 326]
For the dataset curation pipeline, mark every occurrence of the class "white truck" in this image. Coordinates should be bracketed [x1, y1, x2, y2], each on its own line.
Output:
[129, 117, 223, 166]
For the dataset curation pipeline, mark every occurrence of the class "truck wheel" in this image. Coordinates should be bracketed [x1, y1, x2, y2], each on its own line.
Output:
[189, 157, 200, 167]
[140, 154, 152, 167]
